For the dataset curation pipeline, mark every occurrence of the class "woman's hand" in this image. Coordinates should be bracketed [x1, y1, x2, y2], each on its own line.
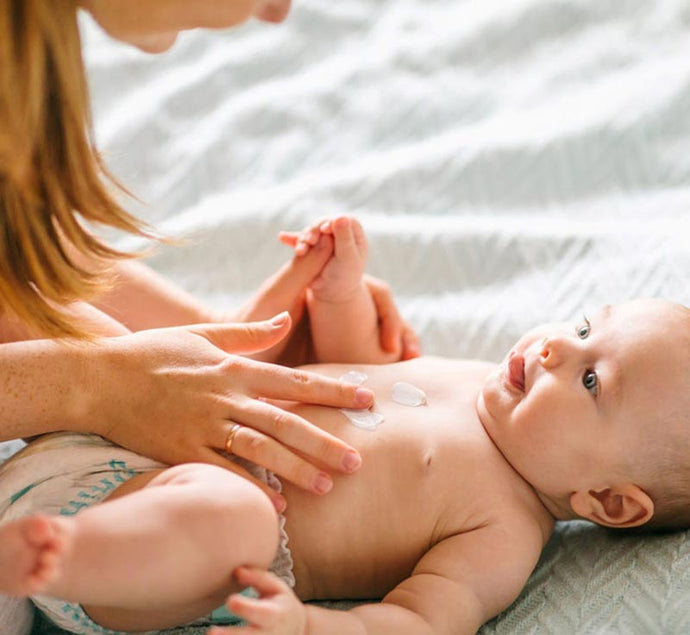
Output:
[84, 314, 371, 499]
[364, 274, 421, 361]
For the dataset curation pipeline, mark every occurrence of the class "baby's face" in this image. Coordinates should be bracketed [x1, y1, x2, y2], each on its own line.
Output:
[477, 299, 689, 504]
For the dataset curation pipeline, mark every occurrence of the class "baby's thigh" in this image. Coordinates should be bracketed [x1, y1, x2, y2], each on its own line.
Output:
[107, 462, 280, 558]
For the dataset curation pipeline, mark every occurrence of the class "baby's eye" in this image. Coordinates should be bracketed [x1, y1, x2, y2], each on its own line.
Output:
[576, 316, 591, 339]
[582, 370, 598, 396]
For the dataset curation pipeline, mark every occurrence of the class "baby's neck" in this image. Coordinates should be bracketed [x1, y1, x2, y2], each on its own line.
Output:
[474, 400, 579, 523]
[533, 490, 577, 522]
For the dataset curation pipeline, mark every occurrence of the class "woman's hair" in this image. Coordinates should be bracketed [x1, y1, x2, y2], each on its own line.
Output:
[0, 0, 156, 338]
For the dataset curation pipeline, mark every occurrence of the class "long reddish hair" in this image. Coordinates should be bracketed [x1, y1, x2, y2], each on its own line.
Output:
[0, 0, 156, 338]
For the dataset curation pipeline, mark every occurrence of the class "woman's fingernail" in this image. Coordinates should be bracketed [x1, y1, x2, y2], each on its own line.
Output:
[342, 451, 362, 472]
[270, 311, 290, 327]
[314, 473, 333, 494]
[355, 387, 374, 406]
[272, 495, 287, 513]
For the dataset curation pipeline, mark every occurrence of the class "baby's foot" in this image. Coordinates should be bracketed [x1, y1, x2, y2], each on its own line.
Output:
[281, 216, 368, 303]
[0, 515, 71, 597]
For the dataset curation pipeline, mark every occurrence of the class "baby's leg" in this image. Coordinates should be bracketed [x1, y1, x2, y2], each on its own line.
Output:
[42, 463, 279, 632]
[280, 216, 367, 303]
[310, 217, 368, 303]
[287, 217, 395, 363]
[0, 515, 69, 596]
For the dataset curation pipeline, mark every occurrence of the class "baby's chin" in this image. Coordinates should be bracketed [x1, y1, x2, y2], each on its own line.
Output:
[474, 382, 496, 436]
[475, 365, 517, 434]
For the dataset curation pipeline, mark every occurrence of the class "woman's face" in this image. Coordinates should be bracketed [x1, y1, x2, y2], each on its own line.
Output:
[79, 0, 292, 53]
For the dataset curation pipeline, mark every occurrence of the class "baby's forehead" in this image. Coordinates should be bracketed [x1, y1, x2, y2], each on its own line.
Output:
[597, 299, 689, 340]
[621, 303, 689, 394]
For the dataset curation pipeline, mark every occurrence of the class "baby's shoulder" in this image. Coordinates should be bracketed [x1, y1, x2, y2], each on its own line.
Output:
[442, 453, 554, 553]
[421, 503, 552, 619]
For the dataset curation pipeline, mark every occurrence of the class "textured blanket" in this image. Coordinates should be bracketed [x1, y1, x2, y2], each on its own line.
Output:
[3, 0, 690, 633]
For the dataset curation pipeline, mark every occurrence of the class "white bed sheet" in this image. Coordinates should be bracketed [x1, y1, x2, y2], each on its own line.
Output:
[3, 0, 690, 633]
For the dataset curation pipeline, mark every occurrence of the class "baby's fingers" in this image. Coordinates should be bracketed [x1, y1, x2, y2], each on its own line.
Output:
[235, 565, 288, 595]
[226, 568, 290, 628]
[226, 592, 278, 629]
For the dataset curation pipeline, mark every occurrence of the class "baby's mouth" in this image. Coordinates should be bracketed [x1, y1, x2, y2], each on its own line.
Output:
[506, 351, 525, 393]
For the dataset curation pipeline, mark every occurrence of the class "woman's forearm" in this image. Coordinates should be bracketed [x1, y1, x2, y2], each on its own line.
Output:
[93, 260, 214, 331]
[0, 338, 96, 441]
[0, 302, 127, 442]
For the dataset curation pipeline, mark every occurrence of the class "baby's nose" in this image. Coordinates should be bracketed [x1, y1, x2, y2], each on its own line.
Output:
[539, 336, 568, 368]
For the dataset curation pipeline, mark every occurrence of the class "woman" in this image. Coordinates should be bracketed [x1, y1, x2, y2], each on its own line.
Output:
[0, 0, 418, 501]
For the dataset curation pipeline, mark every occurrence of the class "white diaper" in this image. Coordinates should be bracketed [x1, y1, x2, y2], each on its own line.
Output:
[0, 432, 294, 635]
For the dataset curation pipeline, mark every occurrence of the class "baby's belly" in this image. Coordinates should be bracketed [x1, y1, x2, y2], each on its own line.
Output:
[281, 440, 441, 601]
[279, 358, 492, 600]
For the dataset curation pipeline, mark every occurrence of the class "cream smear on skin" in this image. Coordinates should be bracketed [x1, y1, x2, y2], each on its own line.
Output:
[338, 373, 428, 431]
[339, 372, 385, 430]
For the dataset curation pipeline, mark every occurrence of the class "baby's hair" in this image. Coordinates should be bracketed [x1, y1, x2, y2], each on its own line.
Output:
[0, 0, 157, 339]
[637, 303, 690, 532]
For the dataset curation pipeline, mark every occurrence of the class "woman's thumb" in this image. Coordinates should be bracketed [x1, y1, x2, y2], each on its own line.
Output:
[192, 312, 292, 354]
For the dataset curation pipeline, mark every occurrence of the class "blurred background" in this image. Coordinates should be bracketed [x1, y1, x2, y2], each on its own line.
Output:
[82, 0, 689, 364]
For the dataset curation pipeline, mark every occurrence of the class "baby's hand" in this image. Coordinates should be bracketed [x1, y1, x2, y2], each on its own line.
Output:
[210, 566, 306, 635]
[280, 216, 368, 304]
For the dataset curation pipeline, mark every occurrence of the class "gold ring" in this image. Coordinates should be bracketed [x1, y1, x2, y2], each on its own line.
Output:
[224, 423, 242, 455]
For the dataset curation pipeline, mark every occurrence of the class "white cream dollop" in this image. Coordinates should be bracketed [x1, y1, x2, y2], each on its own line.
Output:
[391, 381, 427, 407]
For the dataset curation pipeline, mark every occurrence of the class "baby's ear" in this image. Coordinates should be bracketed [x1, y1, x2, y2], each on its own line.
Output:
[570, 485, 654, 528]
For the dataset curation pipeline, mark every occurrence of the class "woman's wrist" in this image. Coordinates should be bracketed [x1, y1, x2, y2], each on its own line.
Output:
[61, 340, 105, 436]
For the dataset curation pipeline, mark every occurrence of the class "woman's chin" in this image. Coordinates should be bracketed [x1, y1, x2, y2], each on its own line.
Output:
[130, 32, 179, 54]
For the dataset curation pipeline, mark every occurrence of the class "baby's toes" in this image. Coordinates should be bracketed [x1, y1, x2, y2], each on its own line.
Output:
[331, 216, 362, 262]
[350, 217, 368, 256]
[23, 515, 56, 548]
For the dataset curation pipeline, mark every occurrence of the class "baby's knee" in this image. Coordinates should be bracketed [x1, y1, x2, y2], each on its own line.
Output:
[159, 464, 280, 569]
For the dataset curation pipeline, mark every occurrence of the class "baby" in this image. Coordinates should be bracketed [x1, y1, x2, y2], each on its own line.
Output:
[0, 216, 688, 635]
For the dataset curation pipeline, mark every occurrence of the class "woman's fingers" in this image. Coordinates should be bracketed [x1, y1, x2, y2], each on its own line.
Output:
[364, 275, 402, 354]
[363, 274, 420, 359]
[191, 313, 293, 355]
[222, 401, 360, 480]
[401, 323, 421, 360]
[278, 231, 299, 247]
[238, 357, 374, 409]
[218, 421, 334, 495]
[269, 236, 333, 299]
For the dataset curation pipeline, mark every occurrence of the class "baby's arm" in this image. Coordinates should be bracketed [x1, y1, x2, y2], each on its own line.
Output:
[280, 217, 401, 365]
[220, 523, 543, 635]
